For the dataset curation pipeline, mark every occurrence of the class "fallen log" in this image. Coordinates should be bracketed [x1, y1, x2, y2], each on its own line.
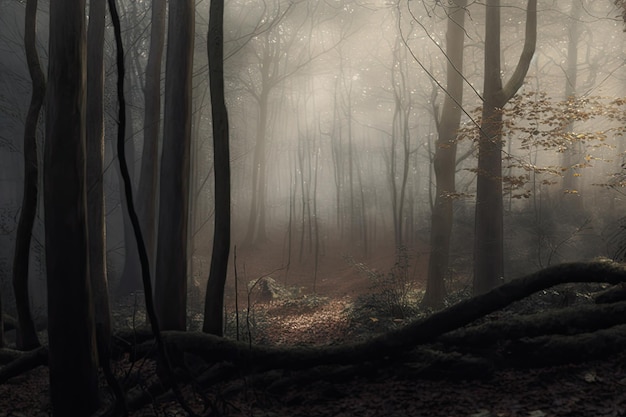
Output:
[0, 346, 47, 383]
[439, 300, 626, 347]
[503, 323, 626, 367]
[2, 313, 17, 332]
[129, 261, 626, 372]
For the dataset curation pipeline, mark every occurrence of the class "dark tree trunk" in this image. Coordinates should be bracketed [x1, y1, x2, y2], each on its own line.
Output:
[12, 0, 45, 350]
[473, 0, 536, 294]
[155, 0, 195, 331]
[422, 0, 467, 309]
[135, 0, 166, 282]
[203, 0, 231, 336]
[560, 0, 583, 212]
[86, 0, 111, 357]
[45, 0, 100, 413]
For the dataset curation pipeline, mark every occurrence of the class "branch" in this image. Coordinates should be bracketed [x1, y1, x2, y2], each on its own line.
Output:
[498, 0, 537, 104]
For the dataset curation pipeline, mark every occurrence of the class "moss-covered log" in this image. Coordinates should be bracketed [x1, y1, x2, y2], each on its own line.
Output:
[503, 324, 626, 367]
[123, 261, 626, 372]
[439, 300, 626, 347]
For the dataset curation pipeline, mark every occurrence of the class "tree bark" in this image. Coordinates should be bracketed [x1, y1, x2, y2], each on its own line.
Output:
[423, 0, 468, 308]
[155, 0, 195, 331]
[12, 0, 45, 351]
[45, 0, 100, 413]
[136, 0, 166, 283]
[473, 0, 536, 294]
[203, 0, 231, 336]
[560, 0, 583, 211]
[86, 0, 111, 358]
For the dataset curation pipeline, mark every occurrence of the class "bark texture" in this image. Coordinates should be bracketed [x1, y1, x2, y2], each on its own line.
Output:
[203, 0, 232, 336]
[45, 0, 100, 413]
[155, 0, 195, 331]
[474, 0, 537, 294]
[12, 0, 45, 351]
[423, 0, 468, 308]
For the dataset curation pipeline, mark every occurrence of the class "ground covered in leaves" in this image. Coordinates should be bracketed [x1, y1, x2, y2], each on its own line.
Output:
[2, 245, 626, 416]
[2, 288, 626, 417]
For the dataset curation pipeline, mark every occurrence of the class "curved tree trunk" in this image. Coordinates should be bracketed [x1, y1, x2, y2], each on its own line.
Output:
[12, 0, 45, 350]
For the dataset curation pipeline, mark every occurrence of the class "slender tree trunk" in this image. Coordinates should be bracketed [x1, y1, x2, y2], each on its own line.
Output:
[86, 0, 111, 357]
[203, 0, 231, 336]
[244, 90, 269, 245]
[45, 0, 100, 413]
[12, 0, 45, 350]
[473, 0, 536, 294]
[155, 0, 195, 331]
[423, 0, 467, 309]
[560, 0, 582, 211]
[136, 0, 166, 279]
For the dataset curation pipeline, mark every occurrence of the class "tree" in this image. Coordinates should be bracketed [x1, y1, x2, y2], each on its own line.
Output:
[203, 0, 231, 336]
[11, 0, 45, 350]
[154, 0, 195, 331]
[473, 0, 536, 294]
[388, 22, 415, 249]
[44, 0, 100, 413]
[117, 0, 167, 295]
[241, 0, 343, 246]
[86, 0, 112, 357]
[422, 0, 468, 308]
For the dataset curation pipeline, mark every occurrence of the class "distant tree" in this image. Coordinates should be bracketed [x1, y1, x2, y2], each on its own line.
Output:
[423, 0, 468, 309]
[388, 20, 415, 249]
[137, 0, 166, 279]
[44, 0, 100, 414]
[203, 0, 231, 336]
[473, 0, 536, 294]
[241, 0, 344, 246]
[118, 0, 167, 295]
[11, 0, 44, 350]
[154, 0, 195, 331]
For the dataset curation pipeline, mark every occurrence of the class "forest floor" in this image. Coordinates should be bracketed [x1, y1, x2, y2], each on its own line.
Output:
[2, 242, 626, 416]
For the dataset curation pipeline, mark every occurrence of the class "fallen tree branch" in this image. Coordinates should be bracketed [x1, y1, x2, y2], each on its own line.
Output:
[504, 323, 626, 367]
[439, 300, 626, 347]
[2, 314, 17, 332]
[0, 346, 47, 383]
[128, 261, 626, 372]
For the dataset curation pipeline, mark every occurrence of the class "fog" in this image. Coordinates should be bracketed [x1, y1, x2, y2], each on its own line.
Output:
[0, 0, 625, 310]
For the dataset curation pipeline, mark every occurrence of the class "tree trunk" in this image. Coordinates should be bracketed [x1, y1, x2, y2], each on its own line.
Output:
[12, 0, 45, 350]
[155, 0, 195, 331]
[86, 0, 111, 357]
[135, 0, 166, 281]
[45, 0, 100, 413]
[423, 0, 467, 309]
[244, 89, 269, 245]
[473, 0, 536, 294]
[203, 0, 231, 336]
[560, 0, 583, 212]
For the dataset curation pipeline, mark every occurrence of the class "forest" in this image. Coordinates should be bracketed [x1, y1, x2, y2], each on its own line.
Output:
[1, 0, 626, 415]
